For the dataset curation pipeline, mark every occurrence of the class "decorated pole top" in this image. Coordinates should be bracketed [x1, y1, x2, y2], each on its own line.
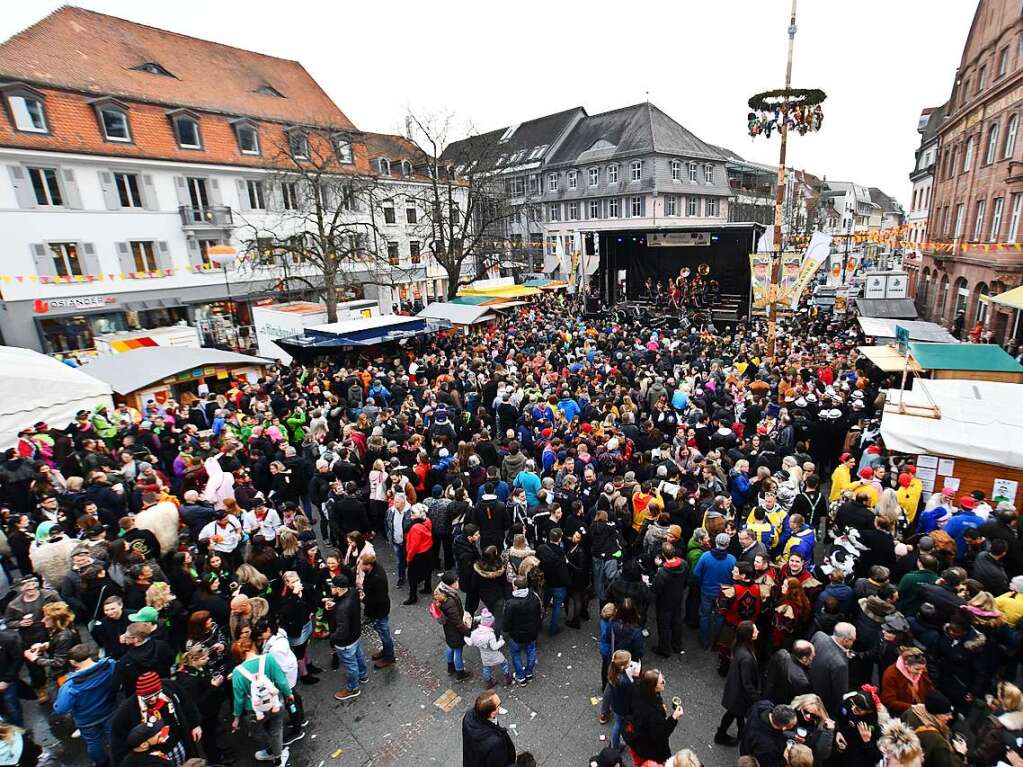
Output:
[747, 88, 826, 139]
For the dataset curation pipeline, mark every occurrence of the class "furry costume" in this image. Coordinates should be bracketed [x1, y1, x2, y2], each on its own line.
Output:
[29, 536, 79, 589]
[134, 499, 180, 555]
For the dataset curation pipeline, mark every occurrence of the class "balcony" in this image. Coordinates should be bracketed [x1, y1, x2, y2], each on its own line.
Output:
[178, 205, 234, 228]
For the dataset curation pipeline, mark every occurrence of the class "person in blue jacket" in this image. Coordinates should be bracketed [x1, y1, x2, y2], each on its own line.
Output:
[52, 643, 117, 767]
[694, 533, 737, 649]
[943, 495, 984, 559]
[557, 392, 580, 422]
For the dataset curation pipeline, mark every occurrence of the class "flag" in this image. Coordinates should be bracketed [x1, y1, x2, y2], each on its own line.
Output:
[791, 232, 832, 310]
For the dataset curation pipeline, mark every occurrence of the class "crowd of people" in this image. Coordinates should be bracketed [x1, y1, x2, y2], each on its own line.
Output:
[0, 290, 1022, 767]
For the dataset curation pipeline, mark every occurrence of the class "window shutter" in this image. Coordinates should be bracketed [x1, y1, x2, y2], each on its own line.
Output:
[31, 243, 55, 276]
[80, 243, 100, 275]
[236, 179, 250, 211]
[209, 178, 223, 207]
[187, 239, 204, 267]
[61, 169, 83, 209]
[142, 175, 158, 210]
[156, 241, 172, 269]
[116, 242, 135, 273]
[98, 171, 120, 210]
[173, 176, 191, 207]
[640, 197, 647, 217]
[8, 166, 36, 208]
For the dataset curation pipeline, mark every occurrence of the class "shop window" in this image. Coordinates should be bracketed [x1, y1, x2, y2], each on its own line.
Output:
[410, 240, 421, 264]
[39, 312, 128, 354]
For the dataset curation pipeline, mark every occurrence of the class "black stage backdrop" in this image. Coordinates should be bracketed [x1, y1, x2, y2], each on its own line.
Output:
[597, 225, 761, 305]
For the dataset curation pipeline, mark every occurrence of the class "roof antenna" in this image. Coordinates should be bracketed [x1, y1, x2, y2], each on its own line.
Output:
[645, 90, 650, 104]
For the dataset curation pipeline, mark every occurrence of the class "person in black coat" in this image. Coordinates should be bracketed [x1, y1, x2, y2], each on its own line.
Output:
[651, 543, 688, 657]
[626, 669, 681, 764]
[461, 689, 516, 767]
[359, 554, 394, 667]
[109, 674, 200, 767]
[739, 700, 798, 767]
[453, 525, 482, 614]
[536, 529, 570, 635]
[717, 620, 761, 745]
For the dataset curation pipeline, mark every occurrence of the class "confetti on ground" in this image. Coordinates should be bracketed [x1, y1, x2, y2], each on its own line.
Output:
[530, 712, 537, 719]
[590, 697, 601, 705]
[331, 749, 344, 758]
[394, 629, 402, 635]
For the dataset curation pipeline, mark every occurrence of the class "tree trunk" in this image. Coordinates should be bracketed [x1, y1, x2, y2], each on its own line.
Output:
[445, 262, 460, 300]
[323, 267, 338, 323]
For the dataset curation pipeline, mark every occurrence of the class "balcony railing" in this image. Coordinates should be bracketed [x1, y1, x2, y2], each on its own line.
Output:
[179, 205, 234, 227]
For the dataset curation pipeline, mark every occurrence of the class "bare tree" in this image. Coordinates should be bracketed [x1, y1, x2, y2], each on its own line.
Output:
[235, 127, 414, 322]
[402, 112, 538, 299]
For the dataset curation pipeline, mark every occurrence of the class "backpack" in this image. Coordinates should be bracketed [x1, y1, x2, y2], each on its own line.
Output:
[236, 655, 281, 720]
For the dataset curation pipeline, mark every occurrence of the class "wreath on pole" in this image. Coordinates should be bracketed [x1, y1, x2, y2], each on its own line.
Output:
[747, 88, 827, 138]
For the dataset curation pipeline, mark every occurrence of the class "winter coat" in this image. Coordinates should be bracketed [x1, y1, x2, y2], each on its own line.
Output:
[501, 452, 527, 483]
[880, 662, 933, 715]
[52, 656, 117, 726]
[502, 587, 542, 644]
[461, 707, 516, 767]
[763, 648, 811, 704]
[972, 552, 1009, 597]
[740, 699, 790, 767]
[405, 518, 433, 562]
[809, 630, 850, 717]
[651, 558, 688, 611]
[627, 688, 678, 762]
[453, 534, 480, 587]
[472, 496, 510, 549]
[693, 548, 736, 599]
[329, 588, 362, 648]
[467, 624, 507, 666]
[902, 707, 963, 767]
[474, 561, 509, 607]
[361, 562, 390, 620]
[536, 542, 570, 589]
[722, 643, 761, 715]
[109, 678, 199, 767]
[434, 585, 471, 649]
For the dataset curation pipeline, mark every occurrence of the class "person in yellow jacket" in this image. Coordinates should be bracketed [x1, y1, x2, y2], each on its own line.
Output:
[843, 467, 881, 508]
[995, 576, 1023, 628]
[896, 471, 924, 526]
[829, 453, 857, 502]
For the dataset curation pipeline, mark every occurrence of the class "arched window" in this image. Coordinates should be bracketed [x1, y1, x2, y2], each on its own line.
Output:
[973, 282, 990, 324]
[953, 277, 970, 316]
[937, 274, 950, 319]
[1006, 114, 1019, 159]
[919, 267, 931, 309]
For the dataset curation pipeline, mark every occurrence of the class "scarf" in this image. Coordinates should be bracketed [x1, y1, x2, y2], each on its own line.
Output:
[909, 703, 950, 737]
[896, 656, 923, 691]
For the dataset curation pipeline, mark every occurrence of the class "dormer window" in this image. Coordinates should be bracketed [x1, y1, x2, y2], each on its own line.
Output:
[231, 119, 260, 155]
[401, 160, 413, 178]
[90, 98, 131, 143]
[1, 83, 48, 134]
[376, 158, 391, 176]
[333, 135, 353, 164]
[168, 109, 202, 149]
[133, 62, 173, 77]
[254, 84, 285, 98]
[285, 128, 309, 160]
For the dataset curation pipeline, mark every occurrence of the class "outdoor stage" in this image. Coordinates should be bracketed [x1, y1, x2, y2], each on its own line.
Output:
[593, 223, 764, 322]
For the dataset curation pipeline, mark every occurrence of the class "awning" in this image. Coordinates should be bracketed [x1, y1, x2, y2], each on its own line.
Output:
[992, 284, 1023, 310]
[449, 295, 493, 306]
[81, 347, 270, 395]
[490, 300, 528, 309]
[458, 285, 540, 298]
[908, 342, 1023, 373]
[274, 317, 452, 361]
[856, 317, 957, 343]
[854, 298, 918, 319]
[857, 345, 924, 373]
[417, 302, 495, 325]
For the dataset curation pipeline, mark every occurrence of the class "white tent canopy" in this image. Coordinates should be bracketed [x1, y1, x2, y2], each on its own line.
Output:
[417, 302, 495, 325]
[0, 346, 113, 448]
[857, 317, 957, 343]
[881, 378, 1023, 469]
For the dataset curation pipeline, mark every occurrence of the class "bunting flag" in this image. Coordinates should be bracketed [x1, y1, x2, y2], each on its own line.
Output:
[0, 268, 179, 285]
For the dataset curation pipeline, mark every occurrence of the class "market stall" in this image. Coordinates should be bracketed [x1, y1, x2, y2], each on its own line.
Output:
[274, 314, 452, 363]
[881, 378, 1023, 507]
[0, 346, 113, 447]
[417, 302, 497, 332]
[908, 342, 1023, 383]
[856, 317, 958, 343]
[81, 346, 270, 410]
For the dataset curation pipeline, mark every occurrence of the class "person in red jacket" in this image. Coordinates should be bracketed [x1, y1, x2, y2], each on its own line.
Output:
[404, 504, 434, 605]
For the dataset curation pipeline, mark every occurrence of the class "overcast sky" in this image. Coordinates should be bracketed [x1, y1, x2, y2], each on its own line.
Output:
[3, 1, 979, 207]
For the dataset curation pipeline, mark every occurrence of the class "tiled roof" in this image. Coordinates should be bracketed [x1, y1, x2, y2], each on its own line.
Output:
[441, 107, 585, 165]
[0, 6, 353, 129]
[363, 132, 428, 165]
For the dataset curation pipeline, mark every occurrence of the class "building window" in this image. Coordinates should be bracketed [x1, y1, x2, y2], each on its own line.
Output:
[671, 160, 682, 181]
[28, 167, 62, 206]
[607, 164, 619, 184]
[665, 195, 678, 216]
[172, 115, 201, 149]
[509, 177, 525, 197]
[568, 170, 578, 190]
[588, 200, 601, 219]
[236, 124, 260, 155]
[281, 181, 298, 210]
[383, 203, 396, 224]
[548, 173, 559, 192]
[1006, 114, 1019, 159]
[48, 243, 82, 277]
[706, 198, 720, 216]
[630, 161, 642, 181]
[990, 197, 1004, 241]
[129, 241, 158, 272]
[567, 201, 579, 220]
[409, 241, 421, 264]
[288, 130, 309, 160]
[687, 196, 699, 216]
[704, 164, 714, 184]
[387, 242, 399, 266]
[528, 174, 539, 195]
[973, 199, 987, 241]
[688, 162, 698, 182]
[334, 137, 354, 164]
[608, 198, 620, 217]
[589, 168, 599, 187]
[986, 122, 1000, 164]
[999, 47, 1010, 79]
[963, 137, 974, 172]
[978, 65, 987, 93]
[114, 172, 143, 208]
[630, 196, 642, 216]
[246, 179, 266, 210]
[1009, 194, 1023, 243]
[406, 202, 418, 224]
[6, 91, 48, 133]
[99, 107, 131, 142]
[548, 203, 561, 222]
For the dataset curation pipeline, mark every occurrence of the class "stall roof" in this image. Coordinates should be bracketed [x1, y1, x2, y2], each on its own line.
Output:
[881, 379, 1023, 469]
[908, 342, 1023, 373]
[449, 295, 493, 306]
[854, 298, 918, 319]
[417, 302, 495, 325]
[0, 346, 113, 448]
[857, 345, 924, 373]
[309, 314, 421, 335]
[275, 317, 452, 360]
[992, 284, 1023, 310]
[857, 317, 957, 343]
[458, 285, 540, 298]
[81, 347, 270, 395]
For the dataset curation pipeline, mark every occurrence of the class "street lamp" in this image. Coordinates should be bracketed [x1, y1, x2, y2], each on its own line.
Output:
[207, 245, 239, 351]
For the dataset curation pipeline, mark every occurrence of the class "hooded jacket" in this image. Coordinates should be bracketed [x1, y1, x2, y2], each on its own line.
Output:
[693, 548, 736, 598]
[52, 656, 117, 727]
[405, 517, 433, 562]
[651, 557, 688, 610]
[502, 587, 542, 643]
[461, 706, 516, 767]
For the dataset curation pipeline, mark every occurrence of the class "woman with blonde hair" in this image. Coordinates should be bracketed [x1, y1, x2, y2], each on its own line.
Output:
[235, 562, 270, 599]
[877, 719, 923, 767]
[875, 489, 903, 530]
[606, 649, 635, 751]
[145, 580, 187, 649]
[790, 693, 837, 765]
[0, 722, 41, 767]
[368, 458, 389, 533]
[24, 601, 79, 685]
[665, 749, 702, 767]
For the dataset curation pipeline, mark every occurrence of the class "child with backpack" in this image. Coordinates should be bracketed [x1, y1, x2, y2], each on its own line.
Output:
[231, 637, 294, 766]
[597, 602, 617, 724]
[466, 609, 512, 689]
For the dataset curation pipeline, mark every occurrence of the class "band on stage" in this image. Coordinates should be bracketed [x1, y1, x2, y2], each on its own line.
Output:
[642, 264, 718, 311]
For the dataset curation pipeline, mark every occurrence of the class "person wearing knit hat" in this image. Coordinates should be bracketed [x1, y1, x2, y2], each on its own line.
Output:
[109, 667, 200, 767]
[467, 608, 512, 690]
[903, 688, 966, 763]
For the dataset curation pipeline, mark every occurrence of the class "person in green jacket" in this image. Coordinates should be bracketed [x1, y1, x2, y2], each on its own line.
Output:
[91, 404, 118, 444]
[685, 528, 711, 628]
[896, 552, 939, 616]
[284, 408, 306, 445]
[231, 637, 295, 766]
